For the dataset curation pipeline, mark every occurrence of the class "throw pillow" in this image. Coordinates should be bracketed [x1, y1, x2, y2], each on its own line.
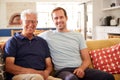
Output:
[89, 43, 120, 74]
[0, 49, 5, 80]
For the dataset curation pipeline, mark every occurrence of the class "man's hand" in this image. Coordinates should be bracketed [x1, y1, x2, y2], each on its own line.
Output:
[42, 70, 50, 80]
[73, 67, 85, 78]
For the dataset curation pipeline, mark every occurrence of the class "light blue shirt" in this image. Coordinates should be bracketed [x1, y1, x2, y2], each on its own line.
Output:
[38, 30, 87, 70]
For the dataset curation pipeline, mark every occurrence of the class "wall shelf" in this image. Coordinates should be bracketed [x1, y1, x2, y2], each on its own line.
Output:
[103, 6, 120, 11]
[102, 0, 120, 11]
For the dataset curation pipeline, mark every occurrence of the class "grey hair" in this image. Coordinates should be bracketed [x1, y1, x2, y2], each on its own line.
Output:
[20, 9, 37, 20]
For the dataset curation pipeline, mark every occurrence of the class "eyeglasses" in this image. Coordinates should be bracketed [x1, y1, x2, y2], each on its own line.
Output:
[24, 20, 38, 24]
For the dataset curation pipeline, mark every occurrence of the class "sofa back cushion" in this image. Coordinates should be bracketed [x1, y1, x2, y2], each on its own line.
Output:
[86, 38, 120, 51]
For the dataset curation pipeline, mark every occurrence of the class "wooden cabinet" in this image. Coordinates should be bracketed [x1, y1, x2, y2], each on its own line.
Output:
[108, 33, 120, 38]
[11, 29, 46, 36]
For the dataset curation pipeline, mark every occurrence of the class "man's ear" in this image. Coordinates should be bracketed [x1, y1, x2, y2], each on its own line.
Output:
[66, 16, 68, 21]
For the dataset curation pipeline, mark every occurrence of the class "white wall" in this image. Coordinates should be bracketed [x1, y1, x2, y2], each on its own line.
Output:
[93, 0, 120, 27]
[0, 0, 91, 28]
[0, 0, 7, 28]
[1, 0, 119, 29]
[93, 0, 103, 27]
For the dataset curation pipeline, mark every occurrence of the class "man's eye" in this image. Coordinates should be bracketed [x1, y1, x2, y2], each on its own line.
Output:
[26, 20, 38, 24]
[54, 17, 58, 20]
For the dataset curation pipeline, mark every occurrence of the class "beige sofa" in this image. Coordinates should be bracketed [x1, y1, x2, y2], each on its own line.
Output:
[0, 38, 120, 80]
[86, 38, 120, 80]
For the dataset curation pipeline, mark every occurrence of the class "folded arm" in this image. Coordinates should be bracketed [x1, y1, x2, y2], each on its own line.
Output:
[5, 57, 45, 75]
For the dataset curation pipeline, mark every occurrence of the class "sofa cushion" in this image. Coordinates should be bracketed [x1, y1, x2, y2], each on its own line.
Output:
[89, 43, 120, 74]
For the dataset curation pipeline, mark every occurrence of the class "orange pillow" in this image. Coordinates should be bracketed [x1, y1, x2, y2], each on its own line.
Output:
[89, 43, 120, 74]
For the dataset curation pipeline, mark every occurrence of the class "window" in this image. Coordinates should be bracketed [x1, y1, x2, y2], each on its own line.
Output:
[36, 2, 83, 30]
[36, 3, 55, 28]
[36, 2, 93, 40]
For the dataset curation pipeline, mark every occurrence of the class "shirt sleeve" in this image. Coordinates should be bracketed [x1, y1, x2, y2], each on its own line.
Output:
[79, 33, 87, 50]
[4, 37, 17, 57]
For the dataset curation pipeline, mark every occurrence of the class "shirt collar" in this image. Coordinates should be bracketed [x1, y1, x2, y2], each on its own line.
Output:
[15, 32, 38, 40]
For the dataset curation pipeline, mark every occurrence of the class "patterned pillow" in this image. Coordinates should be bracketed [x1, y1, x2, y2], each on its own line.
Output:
[89, 43, 120, 74]
[0, 49, 5, 80]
